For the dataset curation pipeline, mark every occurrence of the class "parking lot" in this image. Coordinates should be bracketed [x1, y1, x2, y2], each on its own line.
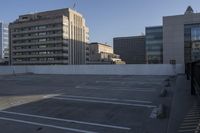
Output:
[0, 74, 173, 133]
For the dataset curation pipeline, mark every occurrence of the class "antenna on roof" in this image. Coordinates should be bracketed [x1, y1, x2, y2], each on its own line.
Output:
[73, 0, 77, 10]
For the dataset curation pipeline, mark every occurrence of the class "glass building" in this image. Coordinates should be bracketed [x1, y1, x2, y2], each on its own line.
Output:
[184, 24, 200, 63]
[145, 26, 163, 64]
[0, 22, 9, 59]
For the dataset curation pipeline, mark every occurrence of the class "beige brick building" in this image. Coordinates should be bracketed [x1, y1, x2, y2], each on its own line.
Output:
[88, 42, 125, 64]
[9, 8, 89, 65]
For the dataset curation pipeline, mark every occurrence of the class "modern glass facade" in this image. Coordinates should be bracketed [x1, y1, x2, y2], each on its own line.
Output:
[0, 22, 9, 59]
[145, 26, 163, 64]
[184, 24, 200, 63]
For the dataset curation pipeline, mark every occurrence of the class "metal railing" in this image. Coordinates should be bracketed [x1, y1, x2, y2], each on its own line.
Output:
[186, 60, 200, 97]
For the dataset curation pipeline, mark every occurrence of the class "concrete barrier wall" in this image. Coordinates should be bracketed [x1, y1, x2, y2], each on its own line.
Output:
[0, 66, 27, 75]
[0, 64, 185, 75]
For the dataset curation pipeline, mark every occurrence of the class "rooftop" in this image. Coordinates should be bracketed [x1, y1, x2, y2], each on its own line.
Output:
[114, 35, 145, 40]
[0, 74, 198, 133]
[0, 74, 170, 133]
[89, 42, 112, 47]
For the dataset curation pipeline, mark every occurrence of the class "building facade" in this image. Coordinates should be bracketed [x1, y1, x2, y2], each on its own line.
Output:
[145, 26, 163, 64]
[0, 22, 9, 60]
[184, 23, 200, 62]
[163, 6, 200, 64]
[9, 8, 89, 65]
[114, 36, 145, 64]
[88, 42, 125, 64]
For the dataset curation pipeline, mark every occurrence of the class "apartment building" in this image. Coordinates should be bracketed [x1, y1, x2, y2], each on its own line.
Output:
[0, 22, 9, 59]
[9, 8, 89, 65]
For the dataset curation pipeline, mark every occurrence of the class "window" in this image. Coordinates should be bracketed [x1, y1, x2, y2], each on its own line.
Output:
[39, 38, 46, 42]
[191, 27, 200, 41]
[38, 25, 46, 30]
[39, 45, 46, 48]
[170, 60, 176, 64]
[39, 32, 46, 36]
[30, 58, 37, 61]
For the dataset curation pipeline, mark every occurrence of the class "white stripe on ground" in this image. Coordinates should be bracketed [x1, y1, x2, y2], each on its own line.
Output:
[181, 122, 199, 126]
[59, 95, 152, 104]
[75, 86, 156, 92]
[183, 119, 200, 122]
[0, 110, 130, 130]
[52, 97, 156, 108]
[184, 116, 200, 120]
[179, 128, 199, 132]
[180, 125, 198, 129]
[95, 80, 161, 85]
[0, 117, 97, 133]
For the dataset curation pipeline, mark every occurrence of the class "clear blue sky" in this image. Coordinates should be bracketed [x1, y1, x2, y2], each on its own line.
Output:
[0, 0, 200, 45]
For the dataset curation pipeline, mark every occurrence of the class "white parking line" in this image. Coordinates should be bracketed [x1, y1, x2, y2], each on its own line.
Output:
[95, 80, 161, 85]
[0, 110, 131, 130]
[179, 128, 200, 132]
[184, 116, 200, 120]
[180, 125, 198, 129]
[59, 95, 152, 104]
[183, 119, 200, 122]
[181, 122, 199, 126]
[75, 86, 156, 92]
[52, 97, 156, 108]
[0, 117, 97, 133]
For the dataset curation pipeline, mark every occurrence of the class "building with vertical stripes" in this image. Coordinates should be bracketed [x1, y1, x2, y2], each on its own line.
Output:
[9, 8, 89, 65]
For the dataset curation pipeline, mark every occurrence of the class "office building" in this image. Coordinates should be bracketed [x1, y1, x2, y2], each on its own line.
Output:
[9, 8, 89, 65]
[114, 36, 145, 64]
[0, 22, 9, 59]
[145, 26, 163, 64]
[88, 42, 125, 64]
[163, 6, 200, 64]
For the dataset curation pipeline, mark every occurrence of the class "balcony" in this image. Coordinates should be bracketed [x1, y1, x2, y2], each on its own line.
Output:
[12, 47, 68, 52]
[12, 33, 63, 41]
[13, 53, 68, 58]
[12, 60, 69, 65]
[12, 40, 64, 46]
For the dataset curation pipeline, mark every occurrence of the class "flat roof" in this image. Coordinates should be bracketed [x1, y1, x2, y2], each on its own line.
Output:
[0, 74, 171, 133]
[114, 35, 145, 40]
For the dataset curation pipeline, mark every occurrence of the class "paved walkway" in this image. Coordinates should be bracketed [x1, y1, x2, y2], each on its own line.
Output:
[167, 75, 200, 133]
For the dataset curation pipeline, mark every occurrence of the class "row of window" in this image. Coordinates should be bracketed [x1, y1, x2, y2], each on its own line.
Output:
[13, 30, 63, 38]
[145, 27, 163, 34]
[14, 57, 68, 62]
[13, 23, 63, 32]
[14, 44, 64, 50]
[13, 37, 63, 44]
[14, 50, 68, 56]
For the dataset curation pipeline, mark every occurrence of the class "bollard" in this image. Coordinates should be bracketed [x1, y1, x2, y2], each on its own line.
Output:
[157, 104, 166, 119]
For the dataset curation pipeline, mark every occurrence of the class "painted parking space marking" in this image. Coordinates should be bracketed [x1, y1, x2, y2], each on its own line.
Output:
[75, 85, 156, 92]
[59, 95, 152, 104]
[95, 80, 162, 85]
[0, 117, 97, 133]
[0, 110, 131, 131]
[52, 96, 156, 108]
[178, 104, 200, 133]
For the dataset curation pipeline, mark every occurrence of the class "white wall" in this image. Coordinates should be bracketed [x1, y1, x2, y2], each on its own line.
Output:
[0, 66, 27, 75]
[0, 64, 185, 76]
